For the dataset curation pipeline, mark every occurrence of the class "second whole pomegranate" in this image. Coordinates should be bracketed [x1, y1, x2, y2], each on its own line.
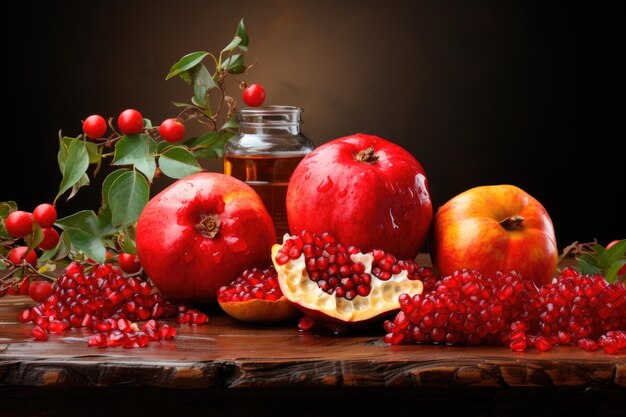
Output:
[286, 134, 433, 260]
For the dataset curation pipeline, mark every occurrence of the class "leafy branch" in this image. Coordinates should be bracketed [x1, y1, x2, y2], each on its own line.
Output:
[1, 19, 253, 286]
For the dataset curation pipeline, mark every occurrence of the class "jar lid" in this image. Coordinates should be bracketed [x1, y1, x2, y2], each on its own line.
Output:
[237, 106, 303, 126]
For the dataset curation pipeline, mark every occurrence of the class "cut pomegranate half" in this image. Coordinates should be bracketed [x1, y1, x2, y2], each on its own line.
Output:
[218, 266, 301, 323]
[272, 231, 426, 326]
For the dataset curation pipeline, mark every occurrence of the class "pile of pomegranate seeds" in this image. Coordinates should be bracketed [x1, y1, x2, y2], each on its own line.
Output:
[19, 262, 209, 348]
[218, 266, 282, 302]
[275, 231, 433, 300]
[384, 267, 626, 354]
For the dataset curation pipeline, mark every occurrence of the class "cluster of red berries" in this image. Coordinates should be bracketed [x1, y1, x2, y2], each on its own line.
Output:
[82, 109, 185, 143]
[4, 203, 59, 268]
[19, 262, 208, 348]
[384, 268, 626, 354]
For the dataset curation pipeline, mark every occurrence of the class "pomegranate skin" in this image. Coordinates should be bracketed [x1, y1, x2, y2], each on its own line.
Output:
[136, 173, 276, 304]
[287, 134, 433, 260]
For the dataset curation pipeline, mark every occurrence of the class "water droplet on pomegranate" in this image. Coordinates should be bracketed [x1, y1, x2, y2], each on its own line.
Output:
[226, 237, 248, 253]
[316, 176, 333, 192]
[386, 182, 396, 194]
[389, 209, 399, 229]
[213, 251, 223, 264]
[415, 173, 429, 203]
[183, 252, 194, 264]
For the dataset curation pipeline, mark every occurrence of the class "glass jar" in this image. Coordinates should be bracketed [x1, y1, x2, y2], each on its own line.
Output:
[223, 106, 314, 238]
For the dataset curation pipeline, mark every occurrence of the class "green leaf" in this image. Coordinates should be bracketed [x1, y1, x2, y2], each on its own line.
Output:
[0, 201, 17, 239]
[108, 171, 149, 227]
[56, 211, 108, 263]
[192, 64, 217, 107]
[38, 248, 57, 263]
[54, 231, 72, 260]
[97, 206, 118, 237]
[222, 35, 242, 53]
[578, 254, 601, 275]
[183, 131, 222, 148]
[143, 118, 153, 129]
[157, 141, 175, 153]
[222, 54, 245, 74]
[605, 259, 626, 284]
[121, 227, 137, 255]
[166, 51, 209, 80]
[112, 134, 157, 182]
[171, 101, 192, 108]
[196, 133, 232, 159]
[68, 173, 90, 201]
[158, 147, 202, 179]
[237, 19, 250, 49]
[85, 141, 101, 164]
[102, 169, 129, 208]
[221, 115, 239, 130]
[179, 70, 194, 86]
[236, 19, 249, 50]
[0, 260, 6, 270]
[24, 223, 45, 254]
[57, 135, 71, 173]
[0, 201, 17, 219]
[56, 138, 90, 202]
[602, 240, 626, 267]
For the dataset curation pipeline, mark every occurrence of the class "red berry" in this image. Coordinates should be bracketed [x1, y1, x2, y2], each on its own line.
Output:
[28, 281, 53, 303]
[242, 83, 266, 107]
[117, 109, 144, 135]
[38, 227, 60, 250]
[33, 203, 57, 228]
[118, 253, 141, 274]
[159, 118, 185, 142]
[5, 211, 33, 238]
[82, 115, 107, 139]
[8, 246, 37, 267]
[17, 278, 30, 295]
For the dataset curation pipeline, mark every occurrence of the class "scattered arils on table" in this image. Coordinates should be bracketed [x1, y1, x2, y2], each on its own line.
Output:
[18, 262, 209, 348]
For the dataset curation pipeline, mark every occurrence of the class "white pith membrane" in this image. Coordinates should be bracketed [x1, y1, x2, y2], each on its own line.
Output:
[271, 240, 424, 323]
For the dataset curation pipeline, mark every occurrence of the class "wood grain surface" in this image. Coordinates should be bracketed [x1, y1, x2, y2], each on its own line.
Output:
[1, 294, 624, 390]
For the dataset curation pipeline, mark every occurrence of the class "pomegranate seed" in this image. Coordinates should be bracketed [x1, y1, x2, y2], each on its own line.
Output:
[384, 332, 404, 345]
[88, 333, 107, 348]
[509, 337, 527, 352]
[534, 336, 552, 352]
[577, 338, 598, 351]
[18, 309, 33, 323]
[32, 326, 48, 341]
[48, 320, 67, 333]
[191, 311, 209, 324]
[298, 315, 315, 331]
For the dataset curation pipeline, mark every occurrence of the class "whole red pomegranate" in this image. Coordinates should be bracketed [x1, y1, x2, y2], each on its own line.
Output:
[287, 134, 433, 260]
[136, 172, 276, 304]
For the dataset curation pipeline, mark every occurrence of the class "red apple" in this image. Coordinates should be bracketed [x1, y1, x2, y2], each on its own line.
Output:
[135, 172, 276, 304]
[432, 184, 558, 285]
[286, 133, 433, 260]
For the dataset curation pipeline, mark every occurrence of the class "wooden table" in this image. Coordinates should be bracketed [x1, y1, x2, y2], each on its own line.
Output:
[1, 256, 625, 417]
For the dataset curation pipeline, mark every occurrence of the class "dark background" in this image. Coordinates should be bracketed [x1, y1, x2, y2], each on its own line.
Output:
[4, 0, 623, 251]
